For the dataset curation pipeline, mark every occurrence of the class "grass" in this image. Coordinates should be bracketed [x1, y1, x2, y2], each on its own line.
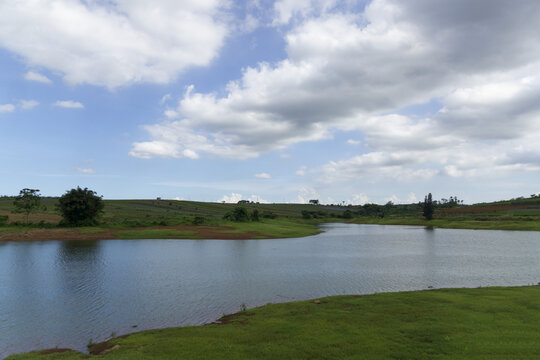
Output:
[353, 217, 540, 231]
[1, 196, 540, 240]
[7, 286, 540, 359]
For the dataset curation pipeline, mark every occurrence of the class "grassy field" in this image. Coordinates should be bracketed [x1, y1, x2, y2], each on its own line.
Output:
[7, 286, 540, 359]
[1, 196, 540, 240]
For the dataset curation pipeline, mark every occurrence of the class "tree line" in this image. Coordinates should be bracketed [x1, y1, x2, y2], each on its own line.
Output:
[12, 187, 103, 226]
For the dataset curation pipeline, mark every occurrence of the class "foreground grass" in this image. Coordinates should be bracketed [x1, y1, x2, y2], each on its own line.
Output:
[8, 286, 540, 359]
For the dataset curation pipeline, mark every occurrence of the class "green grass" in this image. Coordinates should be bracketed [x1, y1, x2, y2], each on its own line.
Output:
[1, 196, 540, 239]
[8, 286, 540, 359]
[219, 218, 323, 238]
[353, 217, 540, 231]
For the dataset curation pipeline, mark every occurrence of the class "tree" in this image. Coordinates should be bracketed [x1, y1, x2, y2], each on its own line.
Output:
[250, 209, 260, 221]
[13, 188, 42, 224]
[223, 206, 249, 222]
[57, 187, 104, 226]
[423, 193, 434, 220]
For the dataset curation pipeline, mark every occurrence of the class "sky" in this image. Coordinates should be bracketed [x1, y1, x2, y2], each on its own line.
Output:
[1, 0, 539, 205]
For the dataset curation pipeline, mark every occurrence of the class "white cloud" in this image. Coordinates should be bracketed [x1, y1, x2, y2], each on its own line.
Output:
[255, 173, 271, 179]
[220, 193, 243, 203]
[160, 94, 172, 105]
[346, 193, 370, 205]
[54, 100, 84, 109]
[296, 187, 319, 204]
[76, 168, 95, 174]
[273, 0, 339, 25]
[23, 71, 52, 84]
[346, 139, 361, 145]
[0, 1, 228, 89]
[407, 193, 418, 203]
[219, 193, 268, 203]
[19, 100, 39, 110]
[385, 195, 399, 204]
[173, 196, 182, 201]
[130, 0, 540, 187]
[296, 166, 307, 176]
[0, 104, 15, 113]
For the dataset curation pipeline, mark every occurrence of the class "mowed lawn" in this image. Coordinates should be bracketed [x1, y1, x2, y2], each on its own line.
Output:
[8, 286, 540, 359]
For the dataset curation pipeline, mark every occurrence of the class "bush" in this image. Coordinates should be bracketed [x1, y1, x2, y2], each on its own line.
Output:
[0, 215, 8, 226]
[223, 207, 250, 222]
[342, 210, 353, 219]
[57, 187, 104, 226]
[251, 209, 260, 221]
[261, 211, 277, 219]
[192, 216, 206, 225]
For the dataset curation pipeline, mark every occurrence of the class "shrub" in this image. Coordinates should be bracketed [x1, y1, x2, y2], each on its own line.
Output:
[261, 211, 277, 219]
[57, 187, 104, 226]
[192, 216, 205, 225]
[223, 207, 249, 222]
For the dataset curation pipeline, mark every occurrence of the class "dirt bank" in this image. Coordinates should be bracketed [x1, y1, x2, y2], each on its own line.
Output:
[0, 225, 264, 242]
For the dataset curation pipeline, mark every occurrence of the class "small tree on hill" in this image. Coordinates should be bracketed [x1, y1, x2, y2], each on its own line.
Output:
[223, 207, 250, 222]
[423, 193, 434, 220]
[13, 188, 42, 224]
[57, 187, 104, 226]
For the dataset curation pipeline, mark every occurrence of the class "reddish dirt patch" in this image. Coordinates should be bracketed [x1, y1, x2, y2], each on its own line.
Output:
[0, 225, 265, 242]
[88, 341, 118, 355]
[213, 312, 254, 326]
[0, 210, 61, 223]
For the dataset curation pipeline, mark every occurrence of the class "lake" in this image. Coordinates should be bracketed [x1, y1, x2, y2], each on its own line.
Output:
[1, 223, 540, 357]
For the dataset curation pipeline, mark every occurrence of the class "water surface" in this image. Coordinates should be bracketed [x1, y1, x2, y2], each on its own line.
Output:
[1, 224, 539, 357]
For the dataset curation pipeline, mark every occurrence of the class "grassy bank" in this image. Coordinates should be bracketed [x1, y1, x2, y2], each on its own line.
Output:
[1, 196, 540, 241]
[8, 286, 540, 359]
[352, 217, 540, 231]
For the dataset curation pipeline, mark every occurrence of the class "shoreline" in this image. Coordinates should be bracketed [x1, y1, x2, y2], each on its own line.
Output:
[0, 224, 280, 242]
[1, 218, 540, 242]
[6, 285, 540, 359]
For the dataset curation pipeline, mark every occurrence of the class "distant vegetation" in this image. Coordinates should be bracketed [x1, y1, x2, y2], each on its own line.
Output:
[57, 187, 104, 226]
[1, 190, 540, 238]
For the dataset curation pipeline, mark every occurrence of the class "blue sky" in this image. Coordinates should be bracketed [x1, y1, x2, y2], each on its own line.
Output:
[1, 0, 539, 204]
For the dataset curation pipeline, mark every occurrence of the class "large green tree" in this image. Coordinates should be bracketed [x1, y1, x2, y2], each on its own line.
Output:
[423, 193, 434, 220]
[13, 188, 42, 224]
[57, 187, 104, 226]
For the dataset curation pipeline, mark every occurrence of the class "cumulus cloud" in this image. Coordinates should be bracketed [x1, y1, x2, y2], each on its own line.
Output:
[23, 71, 52, 84]
[346, 193, 370, 205]
[19, 100, 39, 110]
[0, 104, 15, 113]
[385, 195, 399, 204]
[255, 173, 271, 179]
[130, 0, 540, 184]
[273, 0, 339, 25]
[296, 187, 319, 204]
[220, 193, 243, 203]
[219, 193, 268, 203]
[407, 193, 418, 204]
[347, 139, 361, 145]
[0, 1, 228, 89]
[54, 100, 84, 109]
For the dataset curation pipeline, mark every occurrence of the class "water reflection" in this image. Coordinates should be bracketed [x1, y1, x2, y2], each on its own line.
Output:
[1, 224, 540, 358]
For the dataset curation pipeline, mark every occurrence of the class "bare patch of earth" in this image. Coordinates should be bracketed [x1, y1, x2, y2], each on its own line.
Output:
[0, 225, 264, 242]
